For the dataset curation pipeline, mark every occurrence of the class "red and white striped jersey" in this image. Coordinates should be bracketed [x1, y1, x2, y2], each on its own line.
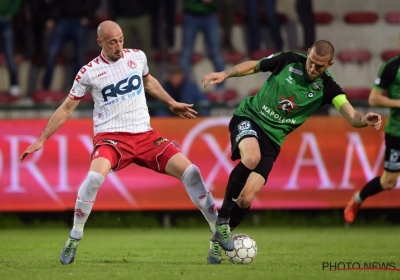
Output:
[69, 49, 151, 135]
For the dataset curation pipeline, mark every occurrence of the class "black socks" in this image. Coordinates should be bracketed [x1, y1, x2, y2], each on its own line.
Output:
[359, 176, 383, 201]
[218, 162, 252, 222]
[229, 204, 250, 230]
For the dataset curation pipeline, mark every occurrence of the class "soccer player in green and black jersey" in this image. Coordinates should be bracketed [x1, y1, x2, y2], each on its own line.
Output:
[201, 40, 382, 264]
[344, 34, 400, 225]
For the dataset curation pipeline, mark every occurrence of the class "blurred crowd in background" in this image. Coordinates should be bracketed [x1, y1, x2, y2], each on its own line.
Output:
[1, 0, 384, 116]
[0, 0, 317, 114]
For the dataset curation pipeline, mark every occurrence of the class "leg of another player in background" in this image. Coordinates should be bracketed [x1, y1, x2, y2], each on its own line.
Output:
[42, 20, 68, 89]
[344, 170, 399, 224]
[202, 14, 225, 91]
[295, 0, 316, 50]
[179, 14, 199, 83]
[345, 135, 400, 224]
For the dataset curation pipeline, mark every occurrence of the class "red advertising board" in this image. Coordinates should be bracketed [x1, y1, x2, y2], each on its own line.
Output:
[0, 116, 397, 211]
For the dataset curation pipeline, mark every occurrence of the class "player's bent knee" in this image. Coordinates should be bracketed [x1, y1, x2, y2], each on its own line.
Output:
[87, 171, 105, 188]
[241, 155, 261, 170]
[237, 197, 252, 209]
[79, 171, 105, 198]
[182, 164, 201, 184]
[381, 173, 399, 190]
[237, 193, 255, 208]
[253, 156, 274, 183]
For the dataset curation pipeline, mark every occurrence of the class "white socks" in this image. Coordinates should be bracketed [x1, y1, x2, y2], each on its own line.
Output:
[70, 165, 218, 239]
[354, 192, 363, 205]
[181, 164, 218, 233]
[70, 171, 105, 239]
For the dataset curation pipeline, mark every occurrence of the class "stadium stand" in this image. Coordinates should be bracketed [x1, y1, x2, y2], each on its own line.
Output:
[0, 0, 399, 110]
[314, 11, 333, 25]
[337, 49, 372, 64]
[343, 87, 371, 103]
[385, 11, 400, 24]
[381, 49, 400, 62]
[31, 90, 66, 104]
[344, 11, 378, 24]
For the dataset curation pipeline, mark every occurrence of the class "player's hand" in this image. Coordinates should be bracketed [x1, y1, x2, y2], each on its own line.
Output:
[201, 72, 227, 88]
[19, 140, 44, 162]
[169, 102, 198, 119]
[363, 112, 382, 130]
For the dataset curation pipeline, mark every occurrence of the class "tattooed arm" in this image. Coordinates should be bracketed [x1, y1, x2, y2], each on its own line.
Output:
[202, 60, 260, 88]
[227, 61, 260, 77]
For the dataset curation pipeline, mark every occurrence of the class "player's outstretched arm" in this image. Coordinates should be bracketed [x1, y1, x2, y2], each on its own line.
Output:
[143, 74, 197, 119]
[19, 97, 80, 162]
[201, 60, 260, 88]
[339, 102, 382, 130]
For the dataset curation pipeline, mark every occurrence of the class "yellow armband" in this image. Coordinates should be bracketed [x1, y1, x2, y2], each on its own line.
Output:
[332, 94, 349, 111]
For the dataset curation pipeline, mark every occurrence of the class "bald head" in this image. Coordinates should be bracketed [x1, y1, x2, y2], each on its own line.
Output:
[97, 20, 122, 40]
[310, 40, 335, 61]
[96, 20, 124, 61]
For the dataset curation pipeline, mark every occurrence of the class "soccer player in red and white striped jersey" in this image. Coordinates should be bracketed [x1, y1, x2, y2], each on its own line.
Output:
[19, 20, 219, 265]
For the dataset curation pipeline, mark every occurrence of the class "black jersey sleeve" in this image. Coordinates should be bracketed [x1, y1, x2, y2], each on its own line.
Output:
[321, 75, 345, 106]
[258, 52, 297, 75]
[374, 59, 399, 91]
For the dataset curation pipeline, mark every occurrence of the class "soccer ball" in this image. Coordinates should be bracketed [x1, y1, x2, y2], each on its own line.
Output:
[225, 234, 257, 264]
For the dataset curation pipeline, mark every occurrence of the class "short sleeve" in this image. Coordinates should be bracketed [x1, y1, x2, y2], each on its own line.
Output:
[69, 66, 91, 100]
[321, 75, 345, 106]
[257, 52, 299, 76]
[138, 50, 150, 77]
[373, 61, 397, 91]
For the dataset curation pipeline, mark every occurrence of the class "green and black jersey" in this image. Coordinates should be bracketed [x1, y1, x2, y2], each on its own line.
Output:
[373, 56, 400, 137]
[233, 51, 345, 146]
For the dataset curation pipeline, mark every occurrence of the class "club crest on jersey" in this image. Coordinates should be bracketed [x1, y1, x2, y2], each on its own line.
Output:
[385, 149, 400, 170]
[128, 60, 136, 69]
[390, 149, 399, 163]
[235, 121, 257, 142]
[238, 121, 251, 131]
[278, 95, 299, 115]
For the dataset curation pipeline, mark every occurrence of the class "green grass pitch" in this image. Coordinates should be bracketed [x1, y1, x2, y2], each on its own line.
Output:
[1, 227, 399, 280]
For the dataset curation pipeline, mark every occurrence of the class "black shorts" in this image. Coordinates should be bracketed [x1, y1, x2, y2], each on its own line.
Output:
[384, 133, 400, 172]
[229, 115, 280, 161]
